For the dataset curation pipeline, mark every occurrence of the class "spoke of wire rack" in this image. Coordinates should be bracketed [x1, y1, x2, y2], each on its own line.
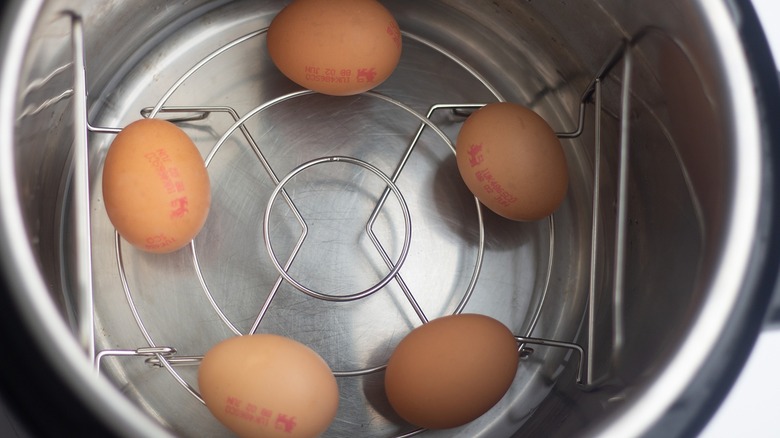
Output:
[394, 103, 562, 336]
[198, 92, 315, 334]
[364, 103, 485, 326]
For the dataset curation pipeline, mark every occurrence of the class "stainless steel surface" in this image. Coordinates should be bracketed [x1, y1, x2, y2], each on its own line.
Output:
[0, 0, 777, 437]
[70, 15, 96, 360]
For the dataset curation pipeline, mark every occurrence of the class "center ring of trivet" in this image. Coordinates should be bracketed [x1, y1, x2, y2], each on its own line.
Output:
[263, 155, 413, 302]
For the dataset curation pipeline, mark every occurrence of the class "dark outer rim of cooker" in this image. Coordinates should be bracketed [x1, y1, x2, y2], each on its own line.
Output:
[0, 289, 118, 438]
[0, 1, 779, 438]
[639, 0, 780, 437]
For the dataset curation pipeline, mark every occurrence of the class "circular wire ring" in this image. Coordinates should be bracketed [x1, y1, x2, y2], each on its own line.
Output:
[263, 155, 413, 301]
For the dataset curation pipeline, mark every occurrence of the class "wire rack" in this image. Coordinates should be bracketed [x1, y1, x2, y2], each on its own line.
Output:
[64, 9, 640, 437]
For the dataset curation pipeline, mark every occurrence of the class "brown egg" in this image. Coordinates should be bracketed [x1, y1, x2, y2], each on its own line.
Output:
[102, 118, 210, 253]
[198, 334, 339, 438]
[384, 314, 519, 429]
[455, 102, 568, 221]
[266, 0, 402, 96]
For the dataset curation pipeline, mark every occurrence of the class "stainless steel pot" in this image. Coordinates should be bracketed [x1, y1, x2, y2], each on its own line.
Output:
[1, 0, 779, 437]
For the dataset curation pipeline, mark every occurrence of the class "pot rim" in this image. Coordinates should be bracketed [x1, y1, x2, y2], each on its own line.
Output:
[1, 1, 778, 437]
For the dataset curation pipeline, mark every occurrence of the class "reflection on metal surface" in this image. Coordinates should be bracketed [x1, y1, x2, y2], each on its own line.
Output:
[59, 4, 711, 436]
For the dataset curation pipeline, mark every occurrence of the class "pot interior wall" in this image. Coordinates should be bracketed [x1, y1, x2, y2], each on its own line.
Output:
[10, 0, 733, 436]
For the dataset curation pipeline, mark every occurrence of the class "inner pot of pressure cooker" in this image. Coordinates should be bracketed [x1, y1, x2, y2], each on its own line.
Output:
[12, 0, 744, 436]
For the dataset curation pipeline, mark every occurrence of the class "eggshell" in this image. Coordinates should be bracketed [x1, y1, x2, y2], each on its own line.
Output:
[384, 314, 519, 429]
[198, 334, 339, 438]
[102, 118, 210, 253]
[455, 102, 568, 221]
[267, 0, 402, 96]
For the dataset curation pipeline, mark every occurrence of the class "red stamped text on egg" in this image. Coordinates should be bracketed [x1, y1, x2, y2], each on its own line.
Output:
[275, 414, 297, 433]
[168, 167, 186, 193]
[145, 149, 186, 195]
[302, 66, 379, 83]
[356, 67, 377, 83]
[255, 407, 273, 426]
[304, 66, 352, 83]
[386, 21, 401, 49]
[466, 143, 484, 167]
[222, 396, 298, 433]
[144, 234, 176, 251]
[170, 196, 189, 219]
[475, 169, 517, 207]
